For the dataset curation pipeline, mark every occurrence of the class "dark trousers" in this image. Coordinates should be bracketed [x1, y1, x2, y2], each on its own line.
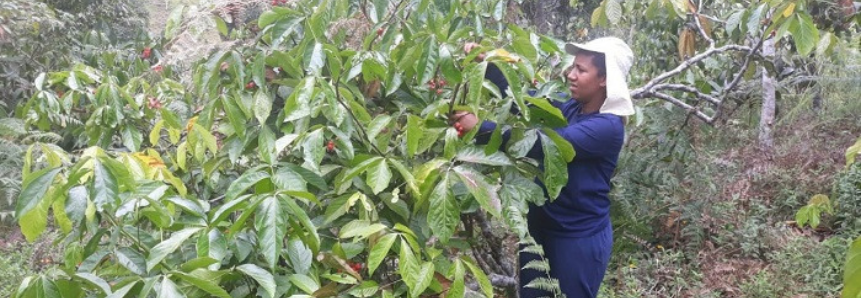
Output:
[519, 224, 613, 298]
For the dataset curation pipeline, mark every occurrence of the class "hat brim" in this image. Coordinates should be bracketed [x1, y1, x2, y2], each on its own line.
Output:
[565, 43, 605, 56]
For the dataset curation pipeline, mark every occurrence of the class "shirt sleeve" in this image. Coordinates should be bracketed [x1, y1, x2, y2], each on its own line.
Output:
[551, 115, 624, 160]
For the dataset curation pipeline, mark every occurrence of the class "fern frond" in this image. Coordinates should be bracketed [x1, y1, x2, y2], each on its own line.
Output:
[521, 259, 552, 272]
[525, 277, 563, 292]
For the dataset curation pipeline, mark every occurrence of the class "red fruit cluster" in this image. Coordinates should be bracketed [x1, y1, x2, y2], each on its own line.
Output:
[142, 47, 152, 59]
[326, 140, 335, 153]
[245, 81, 257, 90]
[348, 262, 363, 272]
[428, 78, 446, 95]
[147, 97, 162, 109]
[271, 0, 288, 5]
[454, 121, 465, 138]
[152, 65, 163, 72]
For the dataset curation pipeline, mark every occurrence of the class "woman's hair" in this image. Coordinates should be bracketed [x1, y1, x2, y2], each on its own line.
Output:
[565, 50, 607, 78]
[582, 50, 606, 78]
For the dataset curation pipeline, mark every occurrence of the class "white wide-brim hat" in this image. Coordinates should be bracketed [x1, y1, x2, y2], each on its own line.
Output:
[565, 37, 635, 116]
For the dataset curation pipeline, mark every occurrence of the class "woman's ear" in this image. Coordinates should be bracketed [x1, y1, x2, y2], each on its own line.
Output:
[599, 77, 607, 88]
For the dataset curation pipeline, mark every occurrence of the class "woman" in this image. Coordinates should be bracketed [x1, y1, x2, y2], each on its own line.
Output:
[453, 37, 635, 298]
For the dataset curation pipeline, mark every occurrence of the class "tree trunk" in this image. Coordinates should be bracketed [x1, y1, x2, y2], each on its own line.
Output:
[759, 37, 776, 150]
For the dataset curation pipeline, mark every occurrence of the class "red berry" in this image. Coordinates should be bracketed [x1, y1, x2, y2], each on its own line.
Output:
[152, 65, 163, 72]
[142, 47, 152, 59]
[246, 82, 256, 89]
[377, 28, 384, 36]
[56, 90, 64, 98]
[532, 78, 538, 86]
[326, 140, 335, 152]
[436, 89, 443, 95]
[439, 80, 446, 87]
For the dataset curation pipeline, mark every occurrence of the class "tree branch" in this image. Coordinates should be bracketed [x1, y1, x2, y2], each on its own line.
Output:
[641, 91, 716, 123]
[631, 44, 752, 98]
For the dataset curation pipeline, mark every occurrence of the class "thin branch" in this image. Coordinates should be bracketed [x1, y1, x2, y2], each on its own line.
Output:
[489, 273, 518, 288]
[692, 13, 715, 49]
[631, 44, 752, 97]
[643, 91, 715, 123]
[333, 80, 387, 156]
[649, 83, 721, 105]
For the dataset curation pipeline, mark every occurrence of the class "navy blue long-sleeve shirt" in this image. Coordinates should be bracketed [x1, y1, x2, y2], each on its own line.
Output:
[477, 64, 625, 238]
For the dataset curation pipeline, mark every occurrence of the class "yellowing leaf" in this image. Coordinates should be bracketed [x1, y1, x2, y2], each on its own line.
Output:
[782, 3, 796, 17]
[186, 116, 198, 132]
[485, 49, 520, 63]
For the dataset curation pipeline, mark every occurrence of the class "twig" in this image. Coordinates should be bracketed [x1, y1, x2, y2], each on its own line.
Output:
[691, 1, 715, 49]
[643, 91, 715, 123]
[631, 44, 752, 97]
[333, 80, 387, 156]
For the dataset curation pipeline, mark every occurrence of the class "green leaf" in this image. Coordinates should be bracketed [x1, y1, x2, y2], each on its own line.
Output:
[236, 264, 277, 298]
[225, 171, 270, 201]
[16, 167, 60, 242]
[791, 13, 820, 56]
[339, 220, 387, 239]
[173, 271, 231, 298]
[540, 134, 568, 200]
[339, 157, 384, 185]
[302, 129, 325, 170]
[259, 126, 277, 165]
[157, 276, 184, 298]
[453, 166, 501, 217]
[604, 0, 622, 24]
[256, 196, 288, 270]
[466, 62, 488, 105]
[843, 237, 861, 298]
[417, 37, 439, 86]
[512, 37, 537, 62]
[367, 233, 397, 275]
[254, 90, 273, 125]
[367, 115, 392, 142]
[214, 15, 228, 36]
[411, 262, 435, 298]
[93, 159, 118, 211]
[462, 258, 493, 298]
[116, 248, 147, 275]
[428, 173, 458, 243]
[287, 238, 313, 275]
[399, 239, 421, 296]
[306, 42, 326, 76]
[122, 125, 143, 152]
[388, 159, 421, 198]
[252, 52, 266, 88]
[541, 128, 575, 162]
[486, 125, 504, 155]
[75, 273, 113, 295]
[289, 274, 320, 294]
[147, 227, 203, 272]
[209, 195, 252, 225]
[845, 137, 861, 167]
[222, 97, 247, 139]
[439, 46, 463, 84]
[272, 167, 307, 192]
[284, 163, 328, 190]
[366, 159, 392, 195]
[164, 5, 185, 40]
[525, 97, 566, 124]
[406, 115, 424, 158]
[455, 147, 512, 166]
[448, 260, 466, 298]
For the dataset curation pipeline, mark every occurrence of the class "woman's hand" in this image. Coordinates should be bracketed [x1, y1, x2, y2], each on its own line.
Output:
[463, 42, 486, 62]
[451, 111, 479, 137]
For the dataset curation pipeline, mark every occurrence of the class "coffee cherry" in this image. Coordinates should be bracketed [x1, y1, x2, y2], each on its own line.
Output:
[245, 82, 257, 89]
[326, 140, 335, 152]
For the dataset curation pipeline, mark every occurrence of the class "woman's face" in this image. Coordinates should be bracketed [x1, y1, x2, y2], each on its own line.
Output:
[566, 53, 606, 103]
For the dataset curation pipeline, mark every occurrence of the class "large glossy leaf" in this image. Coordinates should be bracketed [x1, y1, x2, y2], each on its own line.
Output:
[147, 227, 204, 272]
[16, 167, 61, 242]
[116, 248, 147, 275]
[462, 257, 493, 298]
[256, 196, 287, 270]
[844, 237, 861, 298]
[157, 276, 184, 298]
[466, 62, 488, 105]
[367, 233, 397, 276]
[540, 134, 568, 200]
[453, 166, 501, 217]
[236, 264, 277, 298]
[287, 238, 313, 275]
[791, 13, 820, 56]
[399, 239, 421, 296]
[428, 173, 458, 243]
[366, 159, 392, 195]
[417, 36, 439, 86]
[172, 271, 231, 298]
[405, 115, 423, 158]
[455, 147, 512, 166]
[254, 90, 273, 125]
[388, 159, 421, 198]
[93, 159, 118, 211]
[75, 273, 112, 295]
[541, 128, 575, 162]
[225, 171, 270, 201]
[413, 262, 435, 298]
